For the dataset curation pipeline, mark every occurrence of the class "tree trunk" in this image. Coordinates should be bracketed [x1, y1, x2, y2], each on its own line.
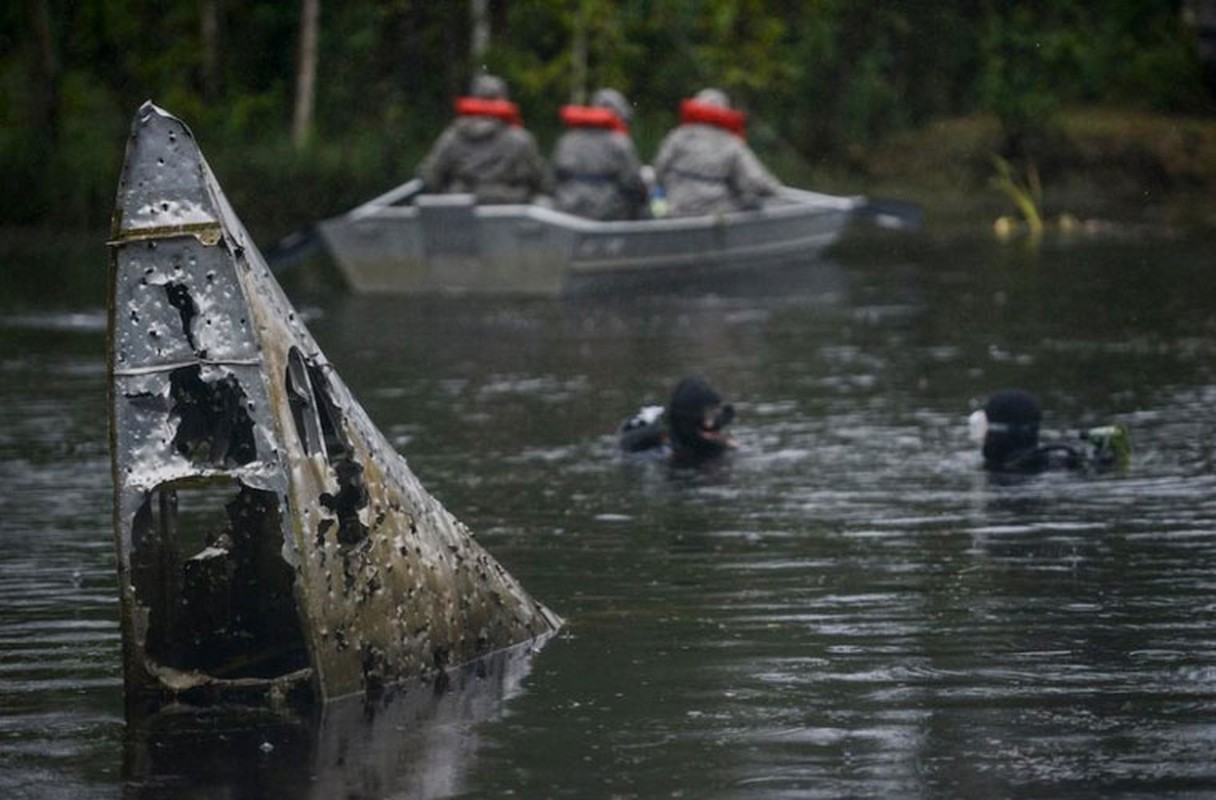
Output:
[1186, 0, 1216, 97]
[292, 0, 320, 150]
[470, 0, 490, 64]
[570, 2, 588, 105]
[29, 0, 58, 141]
[200, 0, 221, 101]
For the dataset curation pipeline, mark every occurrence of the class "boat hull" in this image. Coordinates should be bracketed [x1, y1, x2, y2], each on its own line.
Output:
[319, 192, 854, 296]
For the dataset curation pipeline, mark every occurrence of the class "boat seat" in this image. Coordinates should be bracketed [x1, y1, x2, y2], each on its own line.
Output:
[417, 194, 478, 257]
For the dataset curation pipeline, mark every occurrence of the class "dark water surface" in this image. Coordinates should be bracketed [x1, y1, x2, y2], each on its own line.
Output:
[2, 233, 1215, 798]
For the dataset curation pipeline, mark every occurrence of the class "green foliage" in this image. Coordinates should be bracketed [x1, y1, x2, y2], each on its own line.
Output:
[0, 0, 1210, 235]
[689, 1, 792, 96]
[977, 6, 1065, 148]
[976, 2, 1209, 151]
[989, 154, 1044, 234]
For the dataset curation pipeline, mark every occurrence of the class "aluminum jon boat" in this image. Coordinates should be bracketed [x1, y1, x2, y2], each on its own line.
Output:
[317, 179, 881, 296]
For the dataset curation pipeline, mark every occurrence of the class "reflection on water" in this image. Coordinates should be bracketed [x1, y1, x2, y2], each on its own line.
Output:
[1, 234, 1215, 797]
[122, 638, 547, 799]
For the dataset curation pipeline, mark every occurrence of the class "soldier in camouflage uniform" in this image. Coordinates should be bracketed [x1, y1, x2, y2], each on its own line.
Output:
[654, 88, 781, 217]
[418, 74, 550, 205]
[551, 88, 649, 221]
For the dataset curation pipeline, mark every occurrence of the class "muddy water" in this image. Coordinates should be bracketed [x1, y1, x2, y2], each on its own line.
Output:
[1, 233, 1214, 798]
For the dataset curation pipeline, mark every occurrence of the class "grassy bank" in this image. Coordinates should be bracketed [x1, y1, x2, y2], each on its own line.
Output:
[849, 108, 1216, 236]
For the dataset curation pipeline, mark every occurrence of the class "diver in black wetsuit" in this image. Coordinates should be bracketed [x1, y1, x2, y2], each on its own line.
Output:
[618, 376, 736, 465]
[969, 389, 1130, 473]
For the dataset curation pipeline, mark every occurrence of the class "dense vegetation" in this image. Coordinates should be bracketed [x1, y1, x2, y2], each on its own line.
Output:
[2, 0, 1211, 239]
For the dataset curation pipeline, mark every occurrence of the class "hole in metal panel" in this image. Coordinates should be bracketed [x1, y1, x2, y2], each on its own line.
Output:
[131, 480, 308, 680]
[169, 365, 256, 466]
[284, 348, 368, 546]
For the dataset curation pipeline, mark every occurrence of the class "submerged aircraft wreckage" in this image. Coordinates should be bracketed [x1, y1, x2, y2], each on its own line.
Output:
[107, 102, 560, 713]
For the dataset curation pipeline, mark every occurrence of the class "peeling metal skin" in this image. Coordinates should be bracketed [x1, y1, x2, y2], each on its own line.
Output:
[107, 102, 561, 714]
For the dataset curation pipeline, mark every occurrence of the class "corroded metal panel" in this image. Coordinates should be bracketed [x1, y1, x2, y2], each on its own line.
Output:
[107, 102, 560, 712]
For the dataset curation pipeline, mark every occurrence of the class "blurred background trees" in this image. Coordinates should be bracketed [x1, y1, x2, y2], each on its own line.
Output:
[1, 0, 1210, 236]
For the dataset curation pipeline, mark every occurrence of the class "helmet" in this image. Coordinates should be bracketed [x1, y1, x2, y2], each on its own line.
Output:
[668, 376, 733, 460]
[693, 87, 731, 109]
[470, 74, 508, 100]
[591, 88, 632, 123]
[979, 389, 1042, 466]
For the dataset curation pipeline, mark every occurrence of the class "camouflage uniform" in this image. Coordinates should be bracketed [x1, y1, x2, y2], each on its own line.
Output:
[417, 75, 551, 205]
[653, 88, 781, 217]
[552, 89, 648, 220]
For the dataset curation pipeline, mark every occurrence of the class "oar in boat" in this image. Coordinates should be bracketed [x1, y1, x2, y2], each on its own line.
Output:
[778, 186, 924, 232]
[264, 177, 427, 271]
[850, 197, 924, 231]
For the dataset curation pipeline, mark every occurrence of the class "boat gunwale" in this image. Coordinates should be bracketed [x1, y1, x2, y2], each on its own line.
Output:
[327, 187, 860, 237]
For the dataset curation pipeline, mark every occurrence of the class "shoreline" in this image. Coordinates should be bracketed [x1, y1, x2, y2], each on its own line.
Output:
[836, 108, 1216, 238]
[3, 106, 1214, 308]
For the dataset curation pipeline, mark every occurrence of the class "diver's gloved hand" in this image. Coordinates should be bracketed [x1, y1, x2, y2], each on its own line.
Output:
[1079, 424, 1132, 469]
[704, 403, 734, 432]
